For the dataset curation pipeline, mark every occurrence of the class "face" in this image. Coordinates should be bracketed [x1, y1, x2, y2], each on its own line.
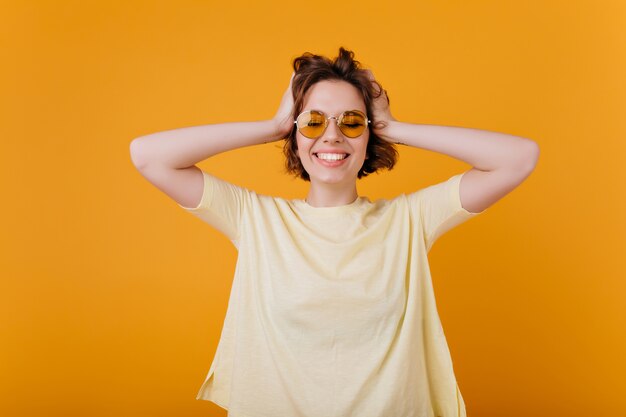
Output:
[295, 80, 370, 187]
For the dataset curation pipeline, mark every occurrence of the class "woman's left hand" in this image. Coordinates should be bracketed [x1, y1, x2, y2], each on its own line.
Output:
[365, 69, 396, 141]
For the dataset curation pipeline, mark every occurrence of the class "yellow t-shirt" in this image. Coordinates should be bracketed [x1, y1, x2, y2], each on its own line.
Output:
[179, 170, 485, 417]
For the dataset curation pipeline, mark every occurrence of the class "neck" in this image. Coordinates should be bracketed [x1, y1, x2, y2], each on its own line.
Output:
[305, 181, 359, 208]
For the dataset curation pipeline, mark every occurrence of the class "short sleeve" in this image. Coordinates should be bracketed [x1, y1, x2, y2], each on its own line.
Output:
[407, 170, 486, 252]
[177, 170, 249, 248]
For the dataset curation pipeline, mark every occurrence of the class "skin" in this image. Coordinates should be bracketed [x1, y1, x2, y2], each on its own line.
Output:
[295, 80, 372, 208]
[128, 71, 391, 211]
[274, 69, 540, 214]
[131, 68, 539, 214]
[270, 70, 393, 208]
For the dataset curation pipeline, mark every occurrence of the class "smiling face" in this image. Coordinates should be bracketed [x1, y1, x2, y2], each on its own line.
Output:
[296, 80, 370, 188]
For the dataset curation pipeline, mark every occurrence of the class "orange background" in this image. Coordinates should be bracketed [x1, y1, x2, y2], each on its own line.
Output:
[2, 1, 625, 416]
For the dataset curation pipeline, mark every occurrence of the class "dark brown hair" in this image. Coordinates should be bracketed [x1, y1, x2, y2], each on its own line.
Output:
[283, 47, 399, 181]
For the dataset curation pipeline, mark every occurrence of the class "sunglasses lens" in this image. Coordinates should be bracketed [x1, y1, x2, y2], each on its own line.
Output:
[297, 111, 326, 138]
[339, 111, 367, 138]
[296, 110, 368, 139]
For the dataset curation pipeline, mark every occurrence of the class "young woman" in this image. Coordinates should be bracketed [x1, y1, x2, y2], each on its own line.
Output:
[130, 47, 538, 417]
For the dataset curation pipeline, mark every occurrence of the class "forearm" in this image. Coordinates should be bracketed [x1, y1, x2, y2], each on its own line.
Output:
[379, 120, 537, 172]
[130, 119, 283, 170]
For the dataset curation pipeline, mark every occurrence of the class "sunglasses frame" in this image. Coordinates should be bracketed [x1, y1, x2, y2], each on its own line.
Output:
[294, 109, 371, 139]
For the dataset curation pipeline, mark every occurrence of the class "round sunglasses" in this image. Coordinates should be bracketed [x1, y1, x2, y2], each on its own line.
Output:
[294, 109, 371, 139]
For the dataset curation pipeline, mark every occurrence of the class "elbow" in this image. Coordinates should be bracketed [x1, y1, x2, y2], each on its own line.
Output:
[129, 138, 149, 170]
[516, 140, 540, 174]
[526, 140, 540, 169]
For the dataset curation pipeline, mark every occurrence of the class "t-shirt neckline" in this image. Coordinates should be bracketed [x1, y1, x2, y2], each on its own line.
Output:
[292, 196, 370, 216]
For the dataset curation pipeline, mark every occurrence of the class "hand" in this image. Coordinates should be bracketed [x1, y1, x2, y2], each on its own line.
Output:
[365, 69, 397, 140]
[272, 71, 296, 140]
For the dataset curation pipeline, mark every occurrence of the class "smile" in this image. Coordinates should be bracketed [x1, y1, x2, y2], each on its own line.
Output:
[314, 153, 349, 161]
[313, 153, 350, 167]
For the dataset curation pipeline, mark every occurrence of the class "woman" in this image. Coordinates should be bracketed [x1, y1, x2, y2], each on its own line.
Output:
[130, 47, 539, 417]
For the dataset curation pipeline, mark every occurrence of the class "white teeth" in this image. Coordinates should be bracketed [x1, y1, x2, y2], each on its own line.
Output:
[316, 153, 348, 161]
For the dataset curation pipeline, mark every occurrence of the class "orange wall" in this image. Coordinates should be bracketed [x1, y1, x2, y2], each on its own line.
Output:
[1, 1, 625, 416]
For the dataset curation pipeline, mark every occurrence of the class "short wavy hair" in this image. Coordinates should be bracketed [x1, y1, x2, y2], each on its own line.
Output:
[283, 47, 399, 181]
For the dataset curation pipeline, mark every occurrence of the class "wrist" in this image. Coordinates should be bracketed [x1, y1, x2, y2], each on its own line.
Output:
[374, 119, 401, 144]
[268, 118, 288, 142]
[272, 118, 292, 141]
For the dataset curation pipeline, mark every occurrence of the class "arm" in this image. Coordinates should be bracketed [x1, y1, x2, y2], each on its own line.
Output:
[378, 121, 538, 173]
[365, 70, 539, 214]
[130, 72, 295, 170]
[378, 122, 539, 214]
[129, 119, 284, 170]
[129, 120, 286, 209]
[129, 73, 296, 209]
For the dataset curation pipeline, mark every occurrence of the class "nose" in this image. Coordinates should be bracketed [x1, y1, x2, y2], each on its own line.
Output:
[323, 117, 344, 142]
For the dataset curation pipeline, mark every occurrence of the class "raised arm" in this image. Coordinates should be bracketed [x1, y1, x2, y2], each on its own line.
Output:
[130, 119, 283, 170]
[364, 69, 539, 214]
[129, 72, 295, 208]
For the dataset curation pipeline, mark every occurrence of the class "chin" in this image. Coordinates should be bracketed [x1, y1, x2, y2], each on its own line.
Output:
[311, 172, 358, 185]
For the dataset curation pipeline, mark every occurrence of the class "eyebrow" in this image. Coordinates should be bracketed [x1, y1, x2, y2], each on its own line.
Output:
[306, 109, 366, 116]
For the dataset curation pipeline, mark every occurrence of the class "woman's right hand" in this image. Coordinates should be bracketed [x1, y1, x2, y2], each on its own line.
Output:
[272, 71, 296, 140]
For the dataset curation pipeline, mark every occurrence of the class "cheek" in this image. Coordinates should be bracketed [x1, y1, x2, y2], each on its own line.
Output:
[358, 137, 370, 155]
[296, 136, 312, 157]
